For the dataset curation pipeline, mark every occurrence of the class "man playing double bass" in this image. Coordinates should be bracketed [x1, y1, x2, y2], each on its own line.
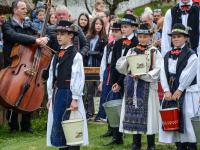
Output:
[2, 0, 48, 133]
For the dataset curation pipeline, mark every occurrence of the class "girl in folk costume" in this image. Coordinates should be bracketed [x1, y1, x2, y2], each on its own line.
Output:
[46, 20, 88, 150]
[116, 23, 163, 150]
[159, 23, 199, 150]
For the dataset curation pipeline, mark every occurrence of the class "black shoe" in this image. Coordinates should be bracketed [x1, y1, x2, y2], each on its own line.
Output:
[10, 128, 18, 133]
[86, 113, 93, 121]
[188, 143, 197, 150]
[103, 138, 123, 146]
[132, 145, 141, 150]
[146, 146, 155, 150]
[94, 117, 101, 122]
[21, 128, 33, 134]
[100, 130, 113, 137]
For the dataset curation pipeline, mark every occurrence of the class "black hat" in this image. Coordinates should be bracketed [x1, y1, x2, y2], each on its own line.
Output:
[111, 22, 121, 30]
[137, 23, 153, 35]
[168, 23, 189, 37]
[121, 14, 138, 26]
[56, 20, 78, 35]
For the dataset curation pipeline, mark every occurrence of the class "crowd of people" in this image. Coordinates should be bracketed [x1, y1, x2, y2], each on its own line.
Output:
[0, 0, 200, 150]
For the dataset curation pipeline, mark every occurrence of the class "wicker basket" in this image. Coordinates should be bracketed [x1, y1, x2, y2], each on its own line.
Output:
[191, 105, 200, 143]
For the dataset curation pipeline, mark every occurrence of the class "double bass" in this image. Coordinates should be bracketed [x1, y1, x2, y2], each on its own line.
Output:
[0, 0, 56, 112]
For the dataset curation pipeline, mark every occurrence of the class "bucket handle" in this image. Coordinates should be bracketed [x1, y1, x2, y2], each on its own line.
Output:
[160, 98, 179, 110]
[105, 90, 122, 102]
[62, 108, 83, 121]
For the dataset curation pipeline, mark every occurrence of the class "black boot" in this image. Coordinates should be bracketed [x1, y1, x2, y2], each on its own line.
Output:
[103, 127, 123, 146]
[176, 142, 181, 150]
[68, 146, 80, 150]
[101, 124, 113, 137]
[175, 142, 188, 150]
[147, 134, 155, 150]
[59, 147, 69, 150]
[132, 134, 141, 150]
[188, 143, 197, 150]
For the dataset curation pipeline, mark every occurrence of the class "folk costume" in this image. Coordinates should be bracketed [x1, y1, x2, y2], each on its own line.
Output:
[110, 14, 139, 90]
[159, 24, 199, 150]
[97, 22, 122, 120]
[161, 0, 200, 56]
[46, 21, 88, 149]
[117, 24, 162, 150]
[108, 14, 139, 145]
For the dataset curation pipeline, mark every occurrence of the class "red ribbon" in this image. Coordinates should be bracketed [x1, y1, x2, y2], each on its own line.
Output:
[123, 39, 132, 46]
[170, 49, 181, 55]
[58, 50, 65, 58]
[180, 5, 190, 12]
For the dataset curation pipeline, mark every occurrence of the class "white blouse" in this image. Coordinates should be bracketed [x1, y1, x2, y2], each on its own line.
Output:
[47, 52, 85, 101]
[160, 54, 198, 92]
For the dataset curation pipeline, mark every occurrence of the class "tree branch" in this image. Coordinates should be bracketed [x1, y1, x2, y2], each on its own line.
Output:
[84, 0, 92, 15]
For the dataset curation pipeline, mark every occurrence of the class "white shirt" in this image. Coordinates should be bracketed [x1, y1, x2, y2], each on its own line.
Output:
[47, 50, 85, 100]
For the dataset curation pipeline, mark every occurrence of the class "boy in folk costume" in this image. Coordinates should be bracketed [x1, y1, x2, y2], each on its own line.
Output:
[97, 22, 123, 144]
[116, 23, 163, 150]
[46, 20, 88, 150]
[109, 14, 139, 146]
[161, 0, 200, 56]
[159, 23, 199, 150]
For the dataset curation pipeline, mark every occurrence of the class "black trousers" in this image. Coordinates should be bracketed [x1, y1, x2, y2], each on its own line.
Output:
[85, 82, 97, 116]
[113, 127, 123, 141]
[6, 110, 31, 131]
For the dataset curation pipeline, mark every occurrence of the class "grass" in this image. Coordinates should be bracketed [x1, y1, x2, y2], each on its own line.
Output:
[0, 122, 193, 150]
[134, 1, 173, 16]
[117, 1, 173, 18]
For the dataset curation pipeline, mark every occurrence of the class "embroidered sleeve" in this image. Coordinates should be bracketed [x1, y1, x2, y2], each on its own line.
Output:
[178, 54, 198, 91]
[70, 53, 85, 100]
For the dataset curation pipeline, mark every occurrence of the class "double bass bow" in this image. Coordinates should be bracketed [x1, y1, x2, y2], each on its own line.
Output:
[0, 0, 56, 112]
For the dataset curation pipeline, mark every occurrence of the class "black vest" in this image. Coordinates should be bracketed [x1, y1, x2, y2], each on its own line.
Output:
[110, 34, 139, 86]
[164, 45, 196, 92]
[52, 46, 77, 89]
[171, 4, 199, 49]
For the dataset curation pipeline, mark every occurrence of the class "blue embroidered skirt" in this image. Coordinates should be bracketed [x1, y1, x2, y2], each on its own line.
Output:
[51, 88, 72, 147]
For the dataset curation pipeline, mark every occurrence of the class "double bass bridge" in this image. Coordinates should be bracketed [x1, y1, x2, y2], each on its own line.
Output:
[25, 68, 37, 76]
